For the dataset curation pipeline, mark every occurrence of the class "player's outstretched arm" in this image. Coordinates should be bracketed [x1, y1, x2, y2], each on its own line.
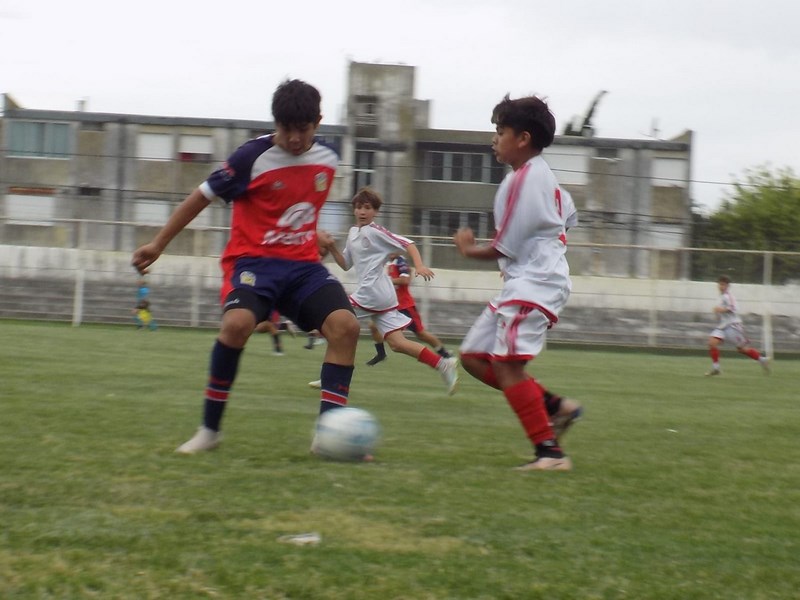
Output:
[405, 243, 434, 281]
[321, 235, 350, 271]
[453, 227, 505, 261]
[132, 188, 210, 274]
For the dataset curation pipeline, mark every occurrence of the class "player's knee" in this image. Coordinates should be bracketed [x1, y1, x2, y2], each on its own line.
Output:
[323, 310, 360, 344]
[385, 335, 406, 353]
[460, 355, 483, 377]
[220, 311, 256, 346]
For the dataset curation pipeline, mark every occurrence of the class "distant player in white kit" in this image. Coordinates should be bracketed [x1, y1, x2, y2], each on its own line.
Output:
[706, 274, 770, 376]
[323, 187, 459, 395]
[454, 93, 572, 471]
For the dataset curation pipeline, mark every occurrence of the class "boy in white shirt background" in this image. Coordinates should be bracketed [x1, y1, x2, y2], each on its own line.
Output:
[323, 188, 459, 395]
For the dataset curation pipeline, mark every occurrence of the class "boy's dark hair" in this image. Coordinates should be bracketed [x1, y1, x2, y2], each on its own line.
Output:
[272, 79, 322, 127]
[352, 187, 382, 210]
[491, 94, 556, 150]
[718, 275, 731, 284]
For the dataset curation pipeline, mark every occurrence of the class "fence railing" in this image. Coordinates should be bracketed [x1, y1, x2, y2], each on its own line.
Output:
[3, 215, 800, 284]
[2, 240, 800, 354]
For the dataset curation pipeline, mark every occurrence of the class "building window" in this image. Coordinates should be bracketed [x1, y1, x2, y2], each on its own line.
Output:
[6, 193, 56, 225]
[415, 209, 494, 238]
[136, 133, 173, 161]
[596, 147, 619, 159]
[80, 121, 105, 132]
[178, 134, 213, 163]
[7, 121, 69, 158]
[353, 150, 376, 193]
[420, 151, 504, 183]
[316, 134, 343, 156]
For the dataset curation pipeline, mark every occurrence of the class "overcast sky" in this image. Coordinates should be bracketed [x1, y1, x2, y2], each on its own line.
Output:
[1, 0, 798, 211]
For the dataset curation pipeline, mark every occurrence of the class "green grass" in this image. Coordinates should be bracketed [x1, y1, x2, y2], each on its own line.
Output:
[2, 320, 799, 599]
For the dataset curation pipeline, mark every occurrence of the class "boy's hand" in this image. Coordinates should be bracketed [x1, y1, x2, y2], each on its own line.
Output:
[131, 243, 162, 275]
[453, 227, 476, 256]
[316, 229, 336, 250]
[415, 265, 435, 281]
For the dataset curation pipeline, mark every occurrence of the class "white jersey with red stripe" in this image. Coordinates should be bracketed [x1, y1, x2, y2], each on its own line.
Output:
[560, 187, 578, 230]
[716, 290, 743, 328]
[199, 134, 338, 267]
[491, 155, 571, 320]
[341, 222, 413, 311]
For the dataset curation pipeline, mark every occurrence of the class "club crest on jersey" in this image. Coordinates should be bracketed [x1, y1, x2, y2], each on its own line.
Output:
[314, 172, 328, 192]
[239, 271, 256, 286]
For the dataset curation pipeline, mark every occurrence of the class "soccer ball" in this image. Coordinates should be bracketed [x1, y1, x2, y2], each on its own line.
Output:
[314, 407, 380, 461]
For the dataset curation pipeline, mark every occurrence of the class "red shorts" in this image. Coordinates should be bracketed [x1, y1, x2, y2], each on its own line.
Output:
[398, 305, 425, 333]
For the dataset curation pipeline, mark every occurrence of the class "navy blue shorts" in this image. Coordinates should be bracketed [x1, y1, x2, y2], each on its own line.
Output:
[221, 257, 350, 332]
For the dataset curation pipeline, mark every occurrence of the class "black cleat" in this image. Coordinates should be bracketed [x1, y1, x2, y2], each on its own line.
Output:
[366, 354, 387, 366]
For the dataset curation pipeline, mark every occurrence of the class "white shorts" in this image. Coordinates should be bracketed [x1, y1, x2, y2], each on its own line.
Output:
[710, 324, 749, 348]
[352, 305, 411, 338]
[460, 302, 551, 361]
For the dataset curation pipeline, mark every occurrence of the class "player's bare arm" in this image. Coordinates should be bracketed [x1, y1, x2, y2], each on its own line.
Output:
[316, 229, 334, 257]
[323, 236, 349, 271]
[405, 243, 434, 280]
[453, 227, 505, 261]
[131, 188, 211, 274]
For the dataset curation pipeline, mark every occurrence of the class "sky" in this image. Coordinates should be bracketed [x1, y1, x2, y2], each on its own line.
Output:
[1, 0, 798, 212]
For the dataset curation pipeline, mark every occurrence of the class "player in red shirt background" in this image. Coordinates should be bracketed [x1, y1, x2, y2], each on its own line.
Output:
[365, 253, 454, 366]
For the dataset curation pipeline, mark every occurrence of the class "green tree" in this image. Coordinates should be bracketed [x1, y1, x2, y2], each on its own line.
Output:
[692, 166, 800, 283]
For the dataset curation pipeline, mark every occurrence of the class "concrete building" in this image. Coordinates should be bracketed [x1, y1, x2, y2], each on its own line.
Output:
[0, 60, 693, 277]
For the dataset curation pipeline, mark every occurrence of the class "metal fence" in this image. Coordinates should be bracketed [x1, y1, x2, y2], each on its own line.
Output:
[2, 216, 799, 353]
[3, 215, 800, 283]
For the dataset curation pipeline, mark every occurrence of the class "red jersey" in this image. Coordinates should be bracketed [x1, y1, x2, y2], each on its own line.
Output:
[388, 255, 415, 310]
[199, 135, 338, 266]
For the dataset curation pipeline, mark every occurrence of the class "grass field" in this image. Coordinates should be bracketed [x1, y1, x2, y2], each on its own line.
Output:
[2, 320, 799, 599]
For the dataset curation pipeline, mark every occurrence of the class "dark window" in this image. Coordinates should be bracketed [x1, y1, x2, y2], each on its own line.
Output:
[8, 121, 69, 157]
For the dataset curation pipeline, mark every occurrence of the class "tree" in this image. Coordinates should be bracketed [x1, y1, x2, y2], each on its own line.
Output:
[692, 166, 800, 283]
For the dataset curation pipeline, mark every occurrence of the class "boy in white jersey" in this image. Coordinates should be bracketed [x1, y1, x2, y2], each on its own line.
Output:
[706, 275, 770, 376]
[324, 188, 459, 395]
[454, 93, 572, 471]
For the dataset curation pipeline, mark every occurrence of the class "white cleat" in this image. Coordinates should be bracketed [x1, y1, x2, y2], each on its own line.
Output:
[308, 379, 322, 389]
[439, 357, 459, 396]
[175, 426, 221, 454]
[514, 456, 573, 471]
[760, 356, 771, 375]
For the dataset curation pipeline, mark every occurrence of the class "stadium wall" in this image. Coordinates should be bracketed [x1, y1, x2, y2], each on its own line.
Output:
[1, 245, 799, 352]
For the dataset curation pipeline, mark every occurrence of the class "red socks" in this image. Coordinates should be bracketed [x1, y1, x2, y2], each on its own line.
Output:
[744, 348, 761, 361]
[503, 379, 554, 445]
[418, 347, 442, 369]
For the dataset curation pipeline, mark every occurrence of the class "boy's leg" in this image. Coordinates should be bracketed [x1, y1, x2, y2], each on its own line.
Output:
[385, 330, 458, 395]
[366, 322, 387, 366]
[299, 284, 360, 414]
[177, 306, 258, 454]
[487, 304, 570, 470]
[405, 305, 452, 358]
[707, 336, 722, 375]
[737, 344, 771, 373]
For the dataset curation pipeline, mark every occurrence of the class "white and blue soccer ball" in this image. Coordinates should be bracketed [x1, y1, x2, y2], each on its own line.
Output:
[314, 407, 380, 461]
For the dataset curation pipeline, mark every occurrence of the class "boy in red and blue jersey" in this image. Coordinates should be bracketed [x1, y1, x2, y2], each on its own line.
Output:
[132, 79, 360, 455]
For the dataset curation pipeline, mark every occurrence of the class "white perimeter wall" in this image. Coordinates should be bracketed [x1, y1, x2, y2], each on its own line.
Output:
[2, 245, 798, 318]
